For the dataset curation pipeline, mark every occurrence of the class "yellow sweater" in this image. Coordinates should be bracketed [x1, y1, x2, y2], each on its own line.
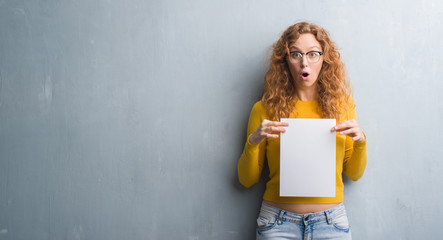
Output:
[238, 99, 367, 204]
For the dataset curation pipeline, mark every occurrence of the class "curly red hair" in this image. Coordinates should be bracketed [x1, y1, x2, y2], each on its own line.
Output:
[262, 22, 352, 121]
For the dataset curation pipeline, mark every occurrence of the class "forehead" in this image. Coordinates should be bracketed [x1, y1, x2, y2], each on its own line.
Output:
[289, 33, 322, 50]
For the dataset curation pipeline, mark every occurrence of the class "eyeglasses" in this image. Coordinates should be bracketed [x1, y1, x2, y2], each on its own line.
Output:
[288, 51, 323, 63]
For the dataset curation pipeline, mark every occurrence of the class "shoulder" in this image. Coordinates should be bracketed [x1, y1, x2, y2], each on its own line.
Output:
[250, 101, 269, 118]
[252, 100, 265, 112]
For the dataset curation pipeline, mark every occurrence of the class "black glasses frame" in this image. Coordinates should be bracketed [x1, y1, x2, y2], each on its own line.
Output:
[289, 51, 324, 58]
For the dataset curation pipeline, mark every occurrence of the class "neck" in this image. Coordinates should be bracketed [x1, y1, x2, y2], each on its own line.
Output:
[295, 85, 318, 101]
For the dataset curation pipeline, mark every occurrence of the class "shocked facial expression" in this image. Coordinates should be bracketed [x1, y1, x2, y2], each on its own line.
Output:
[287, 33, 324, 90]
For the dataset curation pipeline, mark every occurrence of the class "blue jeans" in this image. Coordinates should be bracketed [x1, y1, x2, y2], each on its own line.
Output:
[256, 202, 352, 240]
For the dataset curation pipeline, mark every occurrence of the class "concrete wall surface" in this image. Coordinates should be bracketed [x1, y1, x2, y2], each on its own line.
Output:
[1, 0, 442, 239]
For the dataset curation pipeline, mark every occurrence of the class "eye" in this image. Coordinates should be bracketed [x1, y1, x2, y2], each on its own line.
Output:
[308, 52, 319, 57]
[290, 52, 302, 58]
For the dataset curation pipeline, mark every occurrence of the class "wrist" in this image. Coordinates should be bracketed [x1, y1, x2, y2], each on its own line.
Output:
[356, 131, 366, 143]
[248, 134, 259, 145]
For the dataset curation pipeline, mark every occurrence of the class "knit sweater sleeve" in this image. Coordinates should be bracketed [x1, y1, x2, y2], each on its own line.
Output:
[237, 102, 267, 188]
[343, 98, 367, 181]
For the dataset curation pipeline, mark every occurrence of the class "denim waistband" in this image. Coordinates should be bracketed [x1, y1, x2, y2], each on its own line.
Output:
[260, 201, 346, 224]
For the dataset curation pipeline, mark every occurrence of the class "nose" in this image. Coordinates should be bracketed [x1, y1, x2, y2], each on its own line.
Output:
[300, 54, 309, 67]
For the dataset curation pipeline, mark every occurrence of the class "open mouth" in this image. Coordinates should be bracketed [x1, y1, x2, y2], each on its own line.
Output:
[300, 72, 310, 79]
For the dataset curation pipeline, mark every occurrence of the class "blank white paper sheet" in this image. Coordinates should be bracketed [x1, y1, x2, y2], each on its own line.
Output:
[280, 118, 336, 197]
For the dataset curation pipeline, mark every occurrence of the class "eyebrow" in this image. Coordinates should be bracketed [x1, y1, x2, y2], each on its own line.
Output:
[289, 46, 322, 51]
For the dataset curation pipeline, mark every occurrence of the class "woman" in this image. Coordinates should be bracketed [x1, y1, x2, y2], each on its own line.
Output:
[238, 22, 367, 239]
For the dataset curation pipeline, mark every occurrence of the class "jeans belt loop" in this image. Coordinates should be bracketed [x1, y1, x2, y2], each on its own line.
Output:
[325, 210, 332, 225]
[277, 210, 285, 225]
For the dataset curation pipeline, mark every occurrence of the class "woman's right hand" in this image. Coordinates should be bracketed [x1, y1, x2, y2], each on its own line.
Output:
[249, 120, 289, 145]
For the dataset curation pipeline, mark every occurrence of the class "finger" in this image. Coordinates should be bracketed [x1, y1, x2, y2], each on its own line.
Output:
[273, 121, 289, 127]
[266, 133, 279, 139]
[339, 128, 357, 136]
[265, 121, 289, 128]
[264, 126, 286, 134]
[331, 120, 356, 132]
[271, 126, 287, 133]
[332, 123, 352, 132]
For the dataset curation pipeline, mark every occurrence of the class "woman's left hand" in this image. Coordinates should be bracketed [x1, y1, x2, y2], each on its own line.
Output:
[331, 119, 365, 143]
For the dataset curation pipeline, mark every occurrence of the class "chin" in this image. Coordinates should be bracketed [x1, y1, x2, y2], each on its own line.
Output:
[297, 79, 317, 88]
